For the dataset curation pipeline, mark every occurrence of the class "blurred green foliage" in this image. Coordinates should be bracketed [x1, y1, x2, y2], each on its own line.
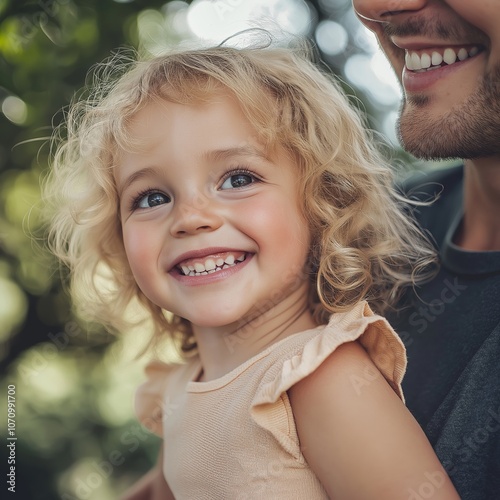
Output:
[0, 1, 177, 498]
[0, 0, 419, 498]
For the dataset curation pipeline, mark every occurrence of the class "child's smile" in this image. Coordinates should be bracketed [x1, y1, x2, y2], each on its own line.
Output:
[116, 93, 312, 331]
[169, 248, 251, 282]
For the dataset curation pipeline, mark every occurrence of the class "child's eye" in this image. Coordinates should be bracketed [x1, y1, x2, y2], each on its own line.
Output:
[220, 171, 259, 190]
[134, 191, 171, 209]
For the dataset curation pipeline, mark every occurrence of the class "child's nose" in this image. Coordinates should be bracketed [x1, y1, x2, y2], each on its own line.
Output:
[353, 0, 428, 23]
[169, 197, 223, 236]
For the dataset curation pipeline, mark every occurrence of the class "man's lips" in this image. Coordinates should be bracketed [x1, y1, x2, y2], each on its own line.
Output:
[380, 36, 485, 93]
[391, 36, 484, 51]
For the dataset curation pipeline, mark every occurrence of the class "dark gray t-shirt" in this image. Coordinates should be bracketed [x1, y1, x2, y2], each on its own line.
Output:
[388, 165, 500, 500]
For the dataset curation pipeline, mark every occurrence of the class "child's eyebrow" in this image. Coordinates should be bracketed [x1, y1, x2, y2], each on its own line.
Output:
[202, 146, 270, 163]
[118, 166, 159, 197]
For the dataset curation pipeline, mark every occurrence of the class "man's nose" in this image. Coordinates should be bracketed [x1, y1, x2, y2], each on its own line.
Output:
[352, 0, 428, 23]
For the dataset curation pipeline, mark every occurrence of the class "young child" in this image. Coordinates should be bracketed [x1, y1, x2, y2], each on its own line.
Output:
[44, 40, 459, 499]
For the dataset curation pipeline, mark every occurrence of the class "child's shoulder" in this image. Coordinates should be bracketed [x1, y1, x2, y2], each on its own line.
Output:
[288, 340, 384, 406]
[254, 301, 406, 407]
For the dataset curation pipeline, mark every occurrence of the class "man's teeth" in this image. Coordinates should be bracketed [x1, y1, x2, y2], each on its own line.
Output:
[405, 46, 479, 71]
[180, 254, 246, 276]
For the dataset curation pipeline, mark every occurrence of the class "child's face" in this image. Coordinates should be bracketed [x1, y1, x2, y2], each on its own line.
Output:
[116, 94, 311, 329]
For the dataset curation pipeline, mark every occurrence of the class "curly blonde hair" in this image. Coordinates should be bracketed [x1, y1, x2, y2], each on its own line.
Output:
[43, 39, 436, 355]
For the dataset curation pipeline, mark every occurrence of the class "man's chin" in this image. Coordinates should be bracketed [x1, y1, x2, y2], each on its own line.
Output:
[397, 65, 500, 161]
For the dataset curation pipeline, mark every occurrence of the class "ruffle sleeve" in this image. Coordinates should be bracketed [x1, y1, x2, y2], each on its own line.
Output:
[134, 360, 177, 437]
[250, 301, 407, 457]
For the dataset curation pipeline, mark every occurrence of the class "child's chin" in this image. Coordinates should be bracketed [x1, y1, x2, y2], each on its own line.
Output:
[189, 318, 236, 329]
[188, 312, 245, 330]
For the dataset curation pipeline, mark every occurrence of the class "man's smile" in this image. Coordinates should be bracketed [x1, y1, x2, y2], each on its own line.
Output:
[403, 45, 481, 71]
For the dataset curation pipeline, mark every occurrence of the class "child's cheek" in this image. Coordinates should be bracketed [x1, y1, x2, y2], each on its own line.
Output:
[122, 226, 156, 278]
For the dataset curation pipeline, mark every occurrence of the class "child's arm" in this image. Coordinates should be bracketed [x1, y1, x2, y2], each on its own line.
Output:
[120, 447, 175, 500]
[288, 341, 459, 499]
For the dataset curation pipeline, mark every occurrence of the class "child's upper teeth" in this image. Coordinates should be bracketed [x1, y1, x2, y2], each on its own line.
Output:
[405, 46, 480, 71]
[205, 258, 216, 271]
[178, 252, 247, 276]
[194, 262, 205, 272]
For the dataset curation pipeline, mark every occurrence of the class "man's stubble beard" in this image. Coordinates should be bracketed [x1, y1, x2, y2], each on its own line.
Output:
[397, 65, 500, 161]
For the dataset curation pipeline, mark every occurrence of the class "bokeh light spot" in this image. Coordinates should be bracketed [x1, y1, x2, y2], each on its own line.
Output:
[315, 20, 348, 56]
[186, 0, 311, 44]
[344, 53, 401, 106]
[2, 96, 28, 124]
[18, 353, 78, 402]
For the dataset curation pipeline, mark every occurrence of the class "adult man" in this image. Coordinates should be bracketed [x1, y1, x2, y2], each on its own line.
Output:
[352, 1, 500, 498]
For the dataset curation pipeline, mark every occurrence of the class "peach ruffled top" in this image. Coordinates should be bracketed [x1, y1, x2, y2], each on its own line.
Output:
[135, 301, 406, 499]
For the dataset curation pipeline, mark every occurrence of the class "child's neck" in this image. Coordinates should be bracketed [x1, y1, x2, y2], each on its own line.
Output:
[192, 284, 317, 382]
